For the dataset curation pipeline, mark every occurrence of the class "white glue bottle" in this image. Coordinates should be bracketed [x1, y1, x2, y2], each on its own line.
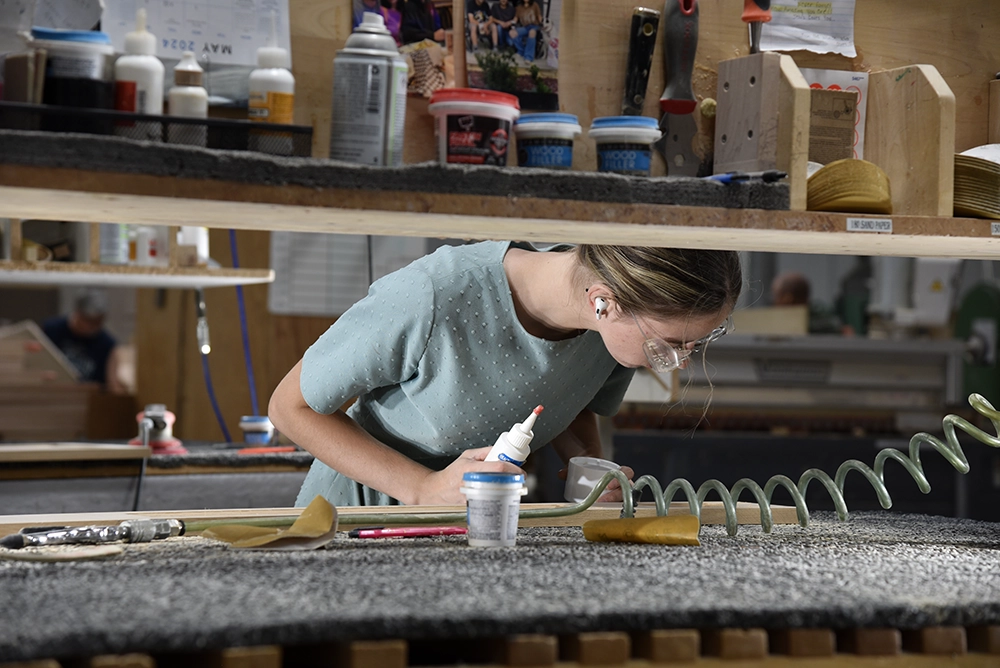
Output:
[249, 10, 295, 154]
[167, 51, 208, 146]
[113, 7, 164, 140]
[485, 405, 544, 467]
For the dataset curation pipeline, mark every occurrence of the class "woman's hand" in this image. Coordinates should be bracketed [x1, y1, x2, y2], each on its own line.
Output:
[557, 465, 635, 503]
[415, 447, 523, 505]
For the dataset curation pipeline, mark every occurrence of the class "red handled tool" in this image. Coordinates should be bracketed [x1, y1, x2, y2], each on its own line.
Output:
[652, 0, 699, 176]
[742, 0, 772, 54]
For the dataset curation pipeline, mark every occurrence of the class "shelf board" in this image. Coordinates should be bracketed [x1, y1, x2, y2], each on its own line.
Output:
[2, 164, 999, 259]
[0, 260, 274, 288]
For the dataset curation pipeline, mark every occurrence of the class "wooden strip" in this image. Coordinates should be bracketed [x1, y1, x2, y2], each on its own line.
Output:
[838, 628, 902, 656]
[989, 79, 1000, 145]
[0, 661, 60, 668]
[903, 626, 967, 655]
[632, 629, 699, 663]
[498, 634, 558, 667]
[701, 628, 768, 660]
[0, 444, 151, 463]
[776, 54, 810, 212]
[335, 639, 406, 668]
[769, 628, 835, 657]
[211, 646, 281, 668]
[8, 218, 22, 261]
[88, 655, 155, 668]
[88, 223, 101, 264]
[0, 501, 800, 537]
[560, 632, 630, 665]
[967, 625, 1000, 654]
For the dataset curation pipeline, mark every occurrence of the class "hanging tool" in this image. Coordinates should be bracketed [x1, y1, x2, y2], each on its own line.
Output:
[652, 0, 699, 176]
[742, 0, 771, 54]
[1, 519, 185, 549]
[621, 7, 661, 116]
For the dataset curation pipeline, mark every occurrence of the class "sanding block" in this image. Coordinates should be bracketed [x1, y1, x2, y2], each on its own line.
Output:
[582, 514, 700, 545]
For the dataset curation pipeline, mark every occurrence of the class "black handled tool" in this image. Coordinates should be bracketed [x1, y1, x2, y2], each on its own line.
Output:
[652, 0, 699, 176]
[742, 0, 771, 54]
[622, 7, 661, 116]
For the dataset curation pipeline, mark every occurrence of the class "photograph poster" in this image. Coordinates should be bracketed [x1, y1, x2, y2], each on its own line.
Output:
[463, 0, 560, 110]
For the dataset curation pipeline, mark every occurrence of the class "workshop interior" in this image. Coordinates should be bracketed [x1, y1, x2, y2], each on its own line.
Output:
[2, 0, 1000, 666]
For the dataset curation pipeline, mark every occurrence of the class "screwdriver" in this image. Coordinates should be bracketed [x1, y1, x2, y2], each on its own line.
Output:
[742, 0, 771, 54]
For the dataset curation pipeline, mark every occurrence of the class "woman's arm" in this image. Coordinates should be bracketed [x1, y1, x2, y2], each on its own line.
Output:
[269, 360, 519, 504]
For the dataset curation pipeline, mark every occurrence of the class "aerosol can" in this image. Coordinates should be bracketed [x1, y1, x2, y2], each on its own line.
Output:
[329, 13, 408, 166]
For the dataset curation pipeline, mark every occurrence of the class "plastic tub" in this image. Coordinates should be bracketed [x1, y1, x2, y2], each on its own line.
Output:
[428, 88, 520, 166]
[460, 472, 527, 547]
[564, 456, 621, 503]
[513, 113, 582, 169]
[30, 27, 116, 134]
[587, 116, 662, 176]
[239, 416, 275, 446]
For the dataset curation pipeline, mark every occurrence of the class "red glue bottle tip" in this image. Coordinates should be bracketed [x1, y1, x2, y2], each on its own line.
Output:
[533, 405, 544, 415]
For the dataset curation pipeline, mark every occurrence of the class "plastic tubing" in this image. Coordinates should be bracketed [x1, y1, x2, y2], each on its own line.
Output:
[229, 229, 260, 416]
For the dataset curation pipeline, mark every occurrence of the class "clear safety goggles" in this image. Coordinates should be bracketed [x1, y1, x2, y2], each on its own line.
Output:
[633, 314, 734, 373]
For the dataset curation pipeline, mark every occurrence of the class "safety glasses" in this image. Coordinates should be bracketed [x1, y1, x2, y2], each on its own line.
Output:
[633, 314, 734, 373]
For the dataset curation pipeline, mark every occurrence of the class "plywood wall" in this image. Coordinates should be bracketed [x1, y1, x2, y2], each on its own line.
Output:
[136, 0, 1000, 440]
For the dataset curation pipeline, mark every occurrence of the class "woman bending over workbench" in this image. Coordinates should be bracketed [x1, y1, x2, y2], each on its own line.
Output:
[269, 241, 741, 507]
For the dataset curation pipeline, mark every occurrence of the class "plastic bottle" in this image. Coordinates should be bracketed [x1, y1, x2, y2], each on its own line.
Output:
[248, 10, 295, 156]
[485, 405, 544, 467]
[113, 7, 164, 140]
[329, 13, 408, 166]
[167, 51, 208, 146]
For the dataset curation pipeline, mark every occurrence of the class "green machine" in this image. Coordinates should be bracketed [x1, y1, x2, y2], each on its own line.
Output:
[955, 282, 1000, 401]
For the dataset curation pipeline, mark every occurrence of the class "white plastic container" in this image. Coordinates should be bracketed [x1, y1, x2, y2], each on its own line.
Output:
[167, 51, 208, 147]
[30, 27, 115, 133]
[134, 225, 169, 266]
[329, 13, 408, 166]
[564, 456, 621, 503]
[428, 88, 520, 166]
[239, 416, 275, 446]
[177, 226, 210, 264]
[460, 472, 527, 547]
[485, 405, 542, 467]
[587, 115, 662, 176]
[249, 11, 295, 154]
[113, 7, 164, 140]
[514, 113, 581, 169]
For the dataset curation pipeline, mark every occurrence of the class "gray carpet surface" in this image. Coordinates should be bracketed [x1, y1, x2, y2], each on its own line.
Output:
[0, 130, 789, 210]
[2, 511, 999, 661]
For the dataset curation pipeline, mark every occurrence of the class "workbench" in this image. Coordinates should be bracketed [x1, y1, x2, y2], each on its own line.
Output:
[1, 511, 999, 666]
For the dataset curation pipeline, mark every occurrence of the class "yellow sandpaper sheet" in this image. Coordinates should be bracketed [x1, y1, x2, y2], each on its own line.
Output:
[201, 496, 338, 550]
[582, 515, 701, 546]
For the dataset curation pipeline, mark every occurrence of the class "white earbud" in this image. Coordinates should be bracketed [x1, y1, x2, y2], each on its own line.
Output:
[595, 297, 608, 320]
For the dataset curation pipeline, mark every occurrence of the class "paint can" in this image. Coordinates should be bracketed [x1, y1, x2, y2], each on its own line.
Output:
[564, 456, 621, 503]
[329, 13, 409, 166]
[428, 88, 520, 166]
[30, 27, 115, 134]
[460, 472, 527, 547]
[513, 113, 581, 169]
[587, 116, 662, 176]
[239, 415, 275, 446]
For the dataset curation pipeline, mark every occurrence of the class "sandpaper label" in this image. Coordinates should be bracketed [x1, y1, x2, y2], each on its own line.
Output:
[846, 217, 892, 233]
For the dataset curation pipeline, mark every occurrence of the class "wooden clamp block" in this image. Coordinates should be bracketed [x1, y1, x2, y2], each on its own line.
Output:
[633, 629, 699, 663]
[714, 52, 810, 211]
[88, 655, 156, 668]
[560, 632, 631, 665]
[769, 628, 835, 657]
[902, 626, 967, 655]
[702, 628, 768, 660]
[866, 64, 956, 216]
[968, 625, 1000, 654]
[334, 640, 407, 668]
[499, 634, 558, 666]
[211, 646, 282, 668]
[990, 79, 1000, 145]
[838, 628, 901, 656]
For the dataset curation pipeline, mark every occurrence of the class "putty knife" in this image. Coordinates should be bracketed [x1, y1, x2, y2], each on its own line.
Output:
[653, 0, 699, 176]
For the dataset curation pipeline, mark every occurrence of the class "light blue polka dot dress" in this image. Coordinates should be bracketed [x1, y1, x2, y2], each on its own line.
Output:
[295, 240, 634, 507]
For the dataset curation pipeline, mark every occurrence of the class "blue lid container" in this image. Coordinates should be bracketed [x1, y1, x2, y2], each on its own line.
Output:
[31, 27, 112, 44]
[514, 112, 580, 126]
[588, 116, 663, 176]
[514, 113, 582, 170]
[462, 472, 525, 484]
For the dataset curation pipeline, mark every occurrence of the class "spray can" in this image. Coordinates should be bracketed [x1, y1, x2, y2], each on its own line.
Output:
[328, 13, 408, 166]
[485, 405, 543, 467]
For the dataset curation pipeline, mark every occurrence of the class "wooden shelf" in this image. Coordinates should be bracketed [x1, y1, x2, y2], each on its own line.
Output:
[0, 260, 274, 288]
[1, 169, 999, 259]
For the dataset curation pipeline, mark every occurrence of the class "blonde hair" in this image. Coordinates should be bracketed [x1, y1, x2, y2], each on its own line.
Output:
[576, 245, 742, 319]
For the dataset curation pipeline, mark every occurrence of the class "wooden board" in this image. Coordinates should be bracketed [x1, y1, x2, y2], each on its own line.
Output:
[0, 443, 151, 463]
[0, 261, 274, 289]
[866, 65, 956, 216]
[0, 501, 800, 537]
